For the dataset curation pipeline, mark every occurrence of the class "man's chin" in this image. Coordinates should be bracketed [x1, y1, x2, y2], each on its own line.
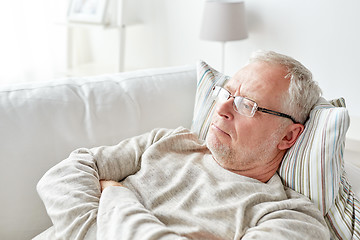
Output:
[206, 133, 230, 159]
[205, 129, 217, 149]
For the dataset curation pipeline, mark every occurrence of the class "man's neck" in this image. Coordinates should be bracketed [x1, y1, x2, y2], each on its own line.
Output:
[222, 151, 285, 183]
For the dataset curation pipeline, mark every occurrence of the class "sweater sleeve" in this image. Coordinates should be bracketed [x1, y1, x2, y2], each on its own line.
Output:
[36, 128, 178, 240]
[241, 188, 330, 240]
[97, 186, 189, 240]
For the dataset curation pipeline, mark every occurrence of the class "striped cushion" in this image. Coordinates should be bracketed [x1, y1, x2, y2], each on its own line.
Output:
[279, 97, 349, 214]
[326, 173, 360, 239]
[278, 97, 360, 239]
[325, 99, 360, 239]
[191, 60, 229, 140]
[279, 97, 350, 214]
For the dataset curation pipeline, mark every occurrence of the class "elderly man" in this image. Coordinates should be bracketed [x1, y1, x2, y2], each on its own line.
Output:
[37, 51, 330, 239]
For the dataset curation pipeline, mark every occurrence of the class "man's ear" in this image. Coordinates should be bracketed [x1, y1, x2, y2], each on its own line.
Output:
[278, 123, 304, 150]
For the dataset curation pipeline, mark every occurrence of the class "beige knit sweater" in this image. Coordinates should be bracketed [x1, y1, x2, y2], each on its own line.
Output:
[37, 127, 330, 239]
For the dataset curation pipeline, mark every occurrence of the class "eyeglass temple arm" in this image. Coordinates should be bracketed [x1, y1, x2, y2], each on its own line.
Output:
[257, 107, 298, 123]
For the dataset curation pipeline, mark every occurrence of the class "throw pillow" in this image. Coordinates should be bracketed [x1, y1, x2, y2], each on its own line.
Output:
[278, 97, 350, 215]
[325, 172, 360, 239]
[191, 60, 229, 140]
[278, 97, 360, 240]
[321, 98, 359, 239]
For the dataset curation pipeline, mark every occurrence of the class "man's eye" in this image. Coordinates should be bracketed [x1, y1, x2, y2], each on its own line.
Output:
[243, 104, 252, 110]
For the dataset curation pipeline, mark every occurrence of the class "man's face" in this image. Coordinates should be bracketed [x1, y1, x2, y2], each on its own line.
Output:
[206, 61, 291, 177]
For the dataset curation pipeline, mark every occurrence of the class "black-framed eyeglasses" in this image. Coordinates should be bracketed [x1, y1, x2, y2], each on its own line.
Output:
[212, 86, 298, 123]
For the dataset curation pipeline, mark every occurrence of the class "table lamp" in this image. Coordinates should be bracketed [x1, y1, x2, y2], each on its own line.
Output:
[200, 0, 248, 72]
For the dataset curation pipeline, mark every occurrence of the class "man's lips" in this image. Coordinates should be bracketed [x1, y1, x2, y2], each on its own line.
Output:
[211, 123, 231, 137]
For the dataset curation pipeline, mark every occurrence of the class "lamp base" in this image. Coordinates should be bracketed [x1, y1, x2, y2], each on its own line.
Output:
[221, 41, 226, 73]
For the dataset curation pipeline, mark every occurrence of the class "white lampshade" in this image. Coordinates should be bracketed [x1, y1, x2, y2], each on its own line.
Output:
[200, 1, 248, 42]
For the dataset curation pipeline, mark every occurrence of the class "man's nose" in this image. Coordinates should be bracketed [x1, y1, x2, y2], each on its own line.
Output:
[215, 98, 234, 120]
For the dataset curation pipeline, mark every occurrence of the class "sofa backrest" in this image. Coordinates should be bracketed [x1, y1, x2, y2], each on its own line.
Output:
[0, 64, 196, 239]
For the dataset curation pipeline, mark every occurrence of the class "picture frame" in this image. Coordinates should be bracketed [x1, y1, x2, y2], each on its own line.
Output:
[68, 0, 108, 24]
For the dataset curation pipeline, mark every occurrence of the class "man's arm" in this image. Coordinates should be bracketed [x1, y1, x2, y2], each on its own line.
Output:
[242, 188, 330, 240]
[97, 181, 189, 240]
[37, 148, 101, 240]
[37, 128, 177, 239]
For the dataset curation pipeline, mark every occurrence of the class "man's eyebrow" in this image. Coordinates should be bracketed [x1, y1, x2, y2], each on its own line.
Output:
[223, 85, 230, 91]
[225, 85, 258, 103]
[223, 85, 235, 93]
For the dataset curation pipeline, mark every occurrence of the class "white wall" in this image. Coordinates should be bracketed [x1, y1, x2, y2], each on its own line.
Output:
[106, 0, 359, 120]
[2, 0, 359, 118]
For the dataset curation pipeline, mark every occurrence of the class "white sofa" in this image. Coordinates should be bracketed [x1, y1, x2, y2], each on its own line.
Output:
[0, 65, 196, 239]
[1, 64, 359, 239]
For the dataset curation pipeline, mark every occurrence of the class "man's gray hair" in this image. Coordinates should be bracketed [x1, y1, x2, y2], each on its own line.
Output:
[249, 50, 322, 124]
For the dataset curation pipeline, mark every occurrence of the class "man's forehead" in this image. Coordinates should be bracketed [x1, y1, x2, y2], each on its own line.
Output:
[228, 62, 289, 87]
[224, 65, 262, 94]
[224, 62, 290, 105]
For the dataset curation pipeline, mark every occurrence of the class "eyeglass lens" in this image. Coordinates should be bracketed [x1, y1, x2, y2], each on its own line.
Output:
[214, 86, 256, 117]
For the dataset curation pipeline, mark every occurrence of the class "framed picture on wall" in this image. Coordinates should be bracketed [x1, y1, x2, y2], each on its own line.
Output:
[68, 0, 108, 24]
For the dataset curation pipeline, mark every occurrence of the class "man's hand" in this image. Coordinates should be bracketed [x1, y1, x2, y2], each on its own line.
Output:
[100, 180, 125, 192]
